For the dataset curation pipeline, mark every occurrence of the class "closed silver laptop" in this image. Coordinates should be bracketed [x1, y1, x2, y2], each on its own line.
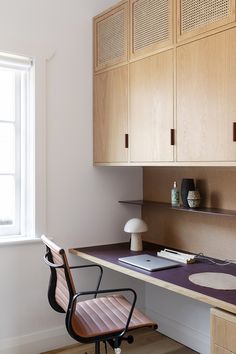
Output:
[118, 254, 181, 271]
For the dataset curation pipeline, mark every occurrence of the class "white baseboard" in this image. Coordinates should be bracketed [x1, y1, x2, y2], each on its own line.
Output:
[145, 307, 210, 354]
[0, 309, 210, 354]
[0, 326, 75, 354]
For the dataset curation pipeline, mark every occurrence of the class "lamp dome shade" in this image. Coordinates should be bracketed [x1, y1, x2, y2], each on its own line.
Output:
[124, 218, 148, 233]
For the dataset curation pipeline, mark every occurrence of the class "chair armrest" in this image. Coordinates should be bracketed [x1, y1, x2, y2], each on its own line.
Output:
[69, 264, 103, 297]
[68, 288, 137, 339]
[70, 264, 103, 272]
[71, 287, 136, 298]
[43, 251, 64, 268]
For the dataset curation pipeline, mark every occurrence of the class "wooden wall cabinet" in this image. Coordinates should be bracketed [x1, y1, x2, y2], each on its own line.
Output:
[93, 0, 236, 165]
[93, 66, 128, 163]
[93, 0, 174, 164]
[211, 308, 236, 354]
[177, 0, 236, 42]
[129, 50, 174, 162]
[93, 1, 128, 72]
[177, 28, 236, 162]
[213, 346, 231, 354]
[130, 0, 173, 60]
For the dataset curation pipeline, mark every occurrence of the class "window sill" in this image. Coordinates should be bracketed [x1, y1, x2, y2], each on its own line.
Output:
[0, 236, 42, 246]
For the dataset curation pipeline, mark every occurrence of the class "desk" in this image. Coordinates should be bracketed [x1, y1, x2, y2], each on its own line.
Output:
[70, 241, 236, 353]
[69, 241, 236, 315]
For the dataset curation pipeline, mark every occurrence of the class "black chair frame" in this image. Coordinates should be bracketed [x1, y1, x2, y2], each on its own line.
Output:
[44, 246, 137, 354]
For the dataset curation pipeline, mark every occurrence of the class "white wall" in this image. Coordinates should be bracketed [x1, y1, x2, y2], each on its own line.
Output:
[0, 1, 143, 353]
[145, 284, 211, 354]
[0, 1, 211, 354]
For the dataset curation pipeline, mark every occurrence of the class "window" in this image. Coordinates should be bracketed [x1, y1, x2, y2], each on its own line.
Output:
[0, 53, 34, 238]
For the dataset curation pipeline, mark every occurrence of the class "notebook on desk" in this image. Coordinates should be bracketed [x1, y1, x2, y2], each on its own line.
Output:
[118, 254, 181, 272]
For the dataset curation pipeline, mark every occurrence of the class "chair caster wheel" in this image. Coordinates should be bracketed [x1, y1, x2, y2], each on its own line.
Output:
[127, 335, 134, 344]
[114, 348, 121, 354]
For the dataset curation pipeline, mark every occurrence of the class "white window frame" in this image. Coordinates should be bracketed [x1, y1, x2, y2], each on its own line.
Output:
[0, 53, 35, 238]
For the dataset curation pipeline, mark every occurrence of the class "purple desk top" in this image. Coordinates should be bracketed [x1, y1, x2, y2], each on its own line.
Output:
[72, 242, 236, 313]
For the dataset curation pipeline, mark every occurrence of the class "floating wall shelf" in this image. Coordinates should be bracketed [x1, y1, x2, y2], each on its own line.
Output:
[118, 200, 236, 217]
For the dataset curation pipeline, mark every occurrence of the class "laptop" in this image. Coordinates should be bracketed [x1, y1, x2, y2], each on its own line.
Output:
[118, 254, 181, 272]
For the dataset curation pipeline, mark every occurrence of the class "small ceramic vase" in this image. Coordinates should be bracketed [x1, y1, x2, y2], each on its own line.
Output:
[181, 178, 195, 208]
[187, 190, 201, 208]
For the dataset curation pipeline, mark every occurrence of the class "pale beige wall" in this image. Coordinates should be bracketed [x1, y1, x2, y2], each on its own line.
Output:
[143, 167, 236, 260]
[0, 1, 143, 353]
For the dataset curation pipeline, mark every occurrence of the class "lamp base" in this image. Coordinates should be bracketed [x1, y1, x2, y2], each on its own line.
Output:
[130, 233, 143, 252]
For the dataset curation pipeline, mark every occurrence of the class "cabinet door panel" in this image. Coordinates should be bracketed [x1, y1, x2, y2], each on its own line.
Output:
[94, 2, 128, 72]
[213, 317, 236, 352]
[177, 28, 236, 162]
[94, 66, 128, 163]
[177, 0, 236, 42]
[213, 345, 231, 354]
[211, 309, 236, 354]
[130, 0, 173, 60]
[130, 50, 174, 162]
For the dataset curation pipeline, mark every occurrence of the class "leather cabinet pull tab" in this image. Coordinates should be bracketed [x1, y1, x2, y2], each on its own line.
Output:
[233, 123, 236, 142]
[125, 134, 129, 148]
[171, 129, 175, 146]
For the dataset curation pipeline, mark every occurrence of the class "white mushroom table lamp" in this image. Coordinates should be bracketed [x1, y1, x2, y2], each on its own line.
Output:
[124, 218, 148, 252]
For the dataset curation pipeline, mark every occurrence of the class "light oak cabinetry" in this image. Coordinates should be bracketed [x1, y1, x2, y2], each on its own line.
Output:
[177, 0, 236, 42]
[130, 0, 173, 60]
[93, 66, 128, 163]
[211, 308, 236, 354]
[93, 0, 236, 166]
[129, 50, 174, 162]
[93, 1, 128, 72]
[93, 0, 174, 164]
[213, 346, 231, 354]
[177, 28, 236, 162]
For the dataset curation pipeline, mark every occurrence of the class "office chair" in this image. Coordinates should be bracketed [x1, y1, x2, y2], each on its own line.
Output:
[41, 235, 157, 354]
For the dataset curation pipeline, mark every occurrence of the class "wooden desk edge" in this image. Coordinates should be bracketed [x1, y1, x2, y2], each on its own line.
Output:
[69, 248, 236, 315]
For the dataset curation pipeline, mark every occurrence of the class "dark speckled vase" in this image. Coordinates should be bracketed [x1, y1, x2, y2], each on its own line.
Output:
[181, 178, 195, 208]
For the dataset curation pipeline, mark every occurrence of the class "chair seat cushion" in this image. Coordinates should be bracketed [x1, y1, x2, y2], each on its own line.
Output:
[71, 294, 156, 338]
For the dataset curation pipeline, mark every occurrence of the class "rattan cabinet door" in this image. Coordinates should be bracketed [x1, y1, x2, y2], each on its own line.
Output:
[130, 0, 173, 60]
[94, 1, 128, 72]
[177, 0, 236, 42]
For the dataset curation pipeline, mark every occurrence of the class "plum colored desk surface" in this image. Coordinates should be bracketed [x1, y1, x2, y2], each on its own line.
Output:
[69, 242, 236, 314]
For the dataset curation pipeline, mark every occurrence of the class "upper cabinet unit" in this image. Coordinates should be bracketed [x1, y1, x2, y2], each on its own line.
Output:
[93, 65, 128, 163]
[130, 0, 173, 60]
[93, 0, 236, 166]
[93, 1, 129, 72]
[177, 28, 236, 162]
[177, 0, 236, 42]
[129, 50, 174, 162]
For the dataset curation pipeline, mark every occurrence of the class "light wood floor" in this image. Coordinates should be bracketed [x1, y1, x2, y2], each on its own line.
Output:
[41, 328, 198, 354]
